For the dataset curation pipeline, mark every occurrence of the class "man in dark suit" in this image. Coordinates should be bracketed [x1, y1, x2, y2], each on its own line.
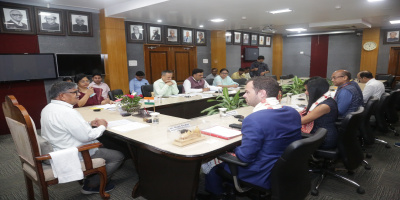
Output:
[131, 26, 143, 40]
[151, 29, 161, 40]
[41, 14, 60, 31]
[6, 10, 28, 30]
[72, 16, 88, 32]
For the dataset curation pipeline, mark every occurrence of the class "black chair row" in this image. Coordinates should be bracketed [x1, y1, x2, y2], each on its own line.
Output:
[280, 74, 294, 79]
[376, 74, 395, 90]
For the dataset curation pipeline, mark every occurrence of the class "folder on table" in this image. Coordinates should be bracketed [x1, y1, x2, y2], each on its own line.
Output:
[201, 126, 242, 140]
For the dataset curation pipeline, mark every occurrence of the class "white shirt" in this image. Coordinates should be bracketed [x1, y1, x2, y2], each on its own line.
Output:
[362, 78, 385, 103]
[183, 77, 210, 93]
[40, 100, 106, 157]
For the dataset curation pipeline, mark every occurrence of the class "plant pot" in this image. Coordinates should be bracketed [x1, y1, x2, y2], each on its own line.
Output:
[121, 104, 141, 114]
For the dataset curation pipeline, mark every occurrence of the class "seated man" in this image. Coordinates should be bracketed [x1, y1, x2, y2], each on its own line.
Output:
[357, 71, 385, 104]
[41, 81, 124, 194]
[129, 71, 149, 95]
[88, 73, 110, 99]
[205, 76, 301, 198]
[244, 67, 251, 80]
[183, 68, 210, 93]
[153, 70, 179, 97]
[231, 68, 246, 79]
[331, 70, 363, 118]
[205, 68, 218, 80]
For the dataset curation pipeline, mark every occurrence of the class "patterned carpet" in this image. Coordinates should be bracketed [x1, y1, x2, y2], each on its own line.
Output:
[1, 123, 400, 200]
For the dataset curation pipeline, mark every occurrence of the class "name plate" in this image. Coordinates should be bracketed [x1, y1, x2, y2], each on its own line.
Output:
[226, 110, 238, 116]
[168, 123, 191, 132]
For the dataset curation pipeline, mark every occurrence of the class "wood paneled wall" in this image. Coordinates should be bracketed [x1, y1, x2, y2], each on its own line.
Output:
[272, 34, 283, 79]
[99, 9, 129, 94]
[360, 28, 380, 76]
[211, 31, 226, 72]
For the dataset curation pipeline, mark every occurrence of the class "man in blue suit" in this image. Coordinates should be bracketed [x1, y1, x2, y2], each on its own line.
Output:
[204, 76, 301, 198]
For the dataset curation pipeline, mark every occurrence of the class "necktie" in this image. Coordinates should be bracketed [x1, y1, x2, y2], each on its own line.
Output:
[186, 37, 188, 42]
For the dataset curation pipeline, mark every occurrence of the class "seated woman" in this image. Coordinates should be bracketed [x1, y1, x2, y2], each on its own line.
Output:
[300, 77, 338, 149]
[212, 68, 239, 88]
[74, 73, 110, 107]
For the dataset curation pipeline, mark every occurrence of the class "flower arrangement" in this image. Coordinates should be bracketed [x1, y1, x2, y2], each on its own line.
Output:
[116, 94, 143, 112]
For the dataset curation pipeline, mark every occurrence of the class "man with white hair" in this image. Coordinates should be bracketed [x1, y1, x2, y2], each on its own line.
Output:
[72, 16, 88, 32]
[6, 10, 27, 29]
[42, 14, 60, 30]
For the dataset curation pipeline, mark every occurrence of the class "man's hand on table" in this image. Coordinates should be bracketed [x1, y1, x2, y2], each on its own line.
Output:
[91, 118, 108, 128]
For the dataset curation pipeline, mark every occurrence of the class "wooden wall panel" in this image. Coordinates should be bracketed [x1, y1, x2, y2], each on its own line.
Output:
[272, 34, 283, 79]
[360, 28, 380, 76]
[99, 9, 129, 94]
[211, 31, 226, 72]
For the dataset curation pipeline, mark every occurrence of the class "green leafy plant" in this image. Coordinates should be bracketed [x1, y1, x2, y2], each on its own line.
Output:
[281, 76, 305, 96]
[201, 88, 247, 115]
[326, 78, 334, 86]
[116, 94, 142, 112]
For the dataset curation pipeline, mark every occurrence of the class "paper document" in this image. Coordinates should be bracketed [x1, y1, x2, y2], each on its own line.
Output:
[201, 126, 242, 140]
[94, 104, 116, 109]
[108, 119, 132, 128]
[110, 121, 150, 132]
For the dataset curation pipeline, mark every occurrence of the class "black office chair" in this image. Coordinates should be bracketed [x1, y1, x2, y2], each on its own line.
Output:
[386, 90, 400, 135]
[311, 107, 365, 196]
[376, 74, 394, 89]
[386, 75, 395, 89]
[205, 79, 214, 85]
[287, 74, 294, 79]
[371, 93, 390, 133]
[141, 84, 153, 97]
[217, 128, 327, 200]
[177, 85, 183, 94]
[280, 75, 289, 79]
[108, 89, 123, 101]
[232, 78, 247, 86]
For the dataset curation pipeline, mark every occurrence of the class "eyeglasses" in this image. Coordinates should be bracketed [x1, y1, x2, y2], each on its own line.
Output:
[66, 91, 79, 95]
[331, 76, 344, 80]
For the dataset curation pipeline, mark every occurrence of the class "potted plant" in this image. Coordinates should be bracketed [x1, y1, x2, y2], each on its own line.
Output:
[201, 88, 247, 115]
[116, 94, 143, 114]
[281, 76, 305, 96]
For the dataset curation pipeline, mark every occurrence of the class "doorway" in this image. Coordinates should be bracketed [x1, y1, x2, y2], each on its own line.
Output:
[388, 46, 400, 82]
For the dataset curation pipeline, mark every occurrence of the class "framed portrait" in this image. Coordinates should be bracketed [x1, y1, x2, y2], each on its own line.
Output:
[242, 33, 250, 45]
[67, 11, 92, 37]
[195, 30, 207, 46]
[165, 26, 180, 44]
[147, 24, 164, 44]
[265, 36, 272, 47]
[383, 29, 400, 44]
[258, 35, 265, 46]
[251, 34, 258, 46]
[225, 30, 232, 44]
[126, 22, 146, 43]
[0, 3, 35, 34]
[34, 7, 65, 36]
[233, 31, 241, 45]
[182, 28, 193, 45]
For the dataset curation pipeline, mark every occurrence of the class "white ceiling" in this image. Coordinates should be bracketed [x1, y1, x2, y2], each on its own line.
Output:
[8, 0, 400, 34]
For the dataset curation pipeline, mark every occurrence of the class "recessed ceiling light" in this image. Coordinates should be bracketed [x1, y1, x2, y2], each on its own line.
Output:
[199, 25, 204, 28]
[286, 28, 307, 32]
[367, 0, 383, 2]
[242, 16, 247, 20]
[249, 27, 252, 29]
[157, 19, 162, 22]
[210, 18, 225, 22]
[390, 20, 400, 24]
[268, 9, 292, 14]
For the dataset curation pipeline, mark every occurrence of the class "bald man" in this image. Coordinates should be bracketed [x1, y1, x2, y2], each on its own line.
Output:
[331, 70, 363, 118]
[72, 16, 88, 32]
[6, 10, 27, 29]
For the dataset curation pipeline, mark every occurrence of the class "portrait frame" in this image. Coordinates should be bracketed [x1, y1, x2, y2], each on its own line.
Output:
[225, 30, 233, 45]
[258, 35, 265, 46]
[67, 11, 93, 37]
[265, 35, 272, 47]
[242, 33, 250, 45]
[147, 24, 164, 44]
[0, 2, 35, 35]
[195, 30, 207, 46]
[251, 33, 258, 46]
[181, 28, 194, 45]
[126, 22, 146, 43]
[383, 29, 400, 44]
[34, 7, 65, 36]
[165, 26, 180, 45]
[233, 31, 242, 45]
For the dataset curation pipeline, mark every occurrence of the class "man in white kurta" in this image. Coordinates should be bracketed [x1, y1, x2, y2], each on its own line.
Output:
[357, 71, 385, 103]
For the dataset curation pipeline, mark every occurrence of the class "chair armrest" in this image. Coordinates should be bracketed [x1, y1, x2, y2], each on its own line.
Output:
[217, 153, 252, 193]
[218, 153, 249, 167]
[35, 142, 103, 161]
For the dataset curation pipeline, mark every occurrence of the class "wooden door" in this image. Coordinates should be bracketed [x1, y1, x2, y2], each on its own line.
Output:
[388, 47, 400, 81]
[144, 45, 197, 84]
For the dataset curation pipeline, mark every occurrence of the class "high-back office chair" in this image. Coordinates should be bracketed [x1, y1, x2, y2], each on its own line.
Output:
[232, 78, 247, 86]
[217, 128, 327, 200]
[2, 95, 110, 200]
[141, 84, 153, 97]
[376, 74, 394, 89]
[311, 107, 365, 196]
[280, 75, 289, 80]
[108, 89, 123, 101]
[205, 79, 214, 85]
[287, 74, 294, 79]
[386, 75, 395, 89]
[177, 85, 183, 94]
[372, 93, 390, 133]
[386, 90, 400, 135]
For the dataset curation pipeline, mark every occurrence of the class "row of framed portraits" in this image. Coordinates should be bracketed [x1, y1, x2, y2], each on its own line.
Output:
[0, 2, 93, 37]
[126, 21, 207, 46]
[226, 31, 272, 47]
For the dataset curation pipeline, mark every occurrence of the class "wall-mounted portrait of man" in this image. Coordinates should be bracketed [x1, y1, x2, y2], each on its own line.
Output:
[259, 35, 265, 46]
[196, 30, 206, 46]
[150, 26, 161, 41]
[182, 29, 193, 44]
[0, 4, 35, 34]
[131, 25, 143, 40]
[167, 28, 178, 42]
[71, 14, 88, 32]
[387, 31, 399, 43]
[251, 34, 258, 45]
[234, 32, 241, 45]
[67, 11, 92, 36]
[242, 33, 250, 45]
[41, 13, 60, 31]
[34, 8, 64, 35]
[3, 8, 29, 30]
[266, 36, 271, 47]
[225, 32, 232, 43]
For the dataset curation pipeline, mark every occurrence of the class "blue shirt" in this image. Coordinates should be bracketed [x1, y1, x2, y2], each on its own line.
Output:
[129, 78, 149, 95]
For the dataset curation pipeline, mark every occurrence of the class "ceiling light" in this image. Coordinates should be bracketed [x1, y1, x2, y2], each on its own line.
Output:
[286, 28, 307, 32]
[210, 18, 225, 22]
[287, 30, 356, 37]
[199, 25, 204, 28]
[268, 9, 292, 14]
[390, 20, 400, 24]
[367, 0, 383, 2]
[249, 27, 252, 29]
[157, 19, 162, 22]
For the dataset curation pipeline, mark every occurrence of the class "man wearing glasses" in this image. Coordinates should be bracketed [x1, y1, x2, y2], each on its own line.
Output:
[331, 70, 363, 118]
[6, 10, 28, 30]
[41, 82, 124, 194]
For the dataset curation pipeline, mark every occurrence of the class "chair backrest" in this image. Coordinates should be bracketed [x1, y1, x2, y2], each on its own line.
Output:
[232, 78, 247, 86]
[387, 90, 400, 122]
[280, 75, 289, 80]
[287, 74, 294, 79]
[374, 93, 390, 132]
[205, 78, 214, 85]
[375, 74, 391, 87]
[108, 89, 123, 101]
[270, 128, 327, 200]
[177, 85, 183, 94]
[386, 75, 395, 89]
[337, 107, 364, 170]
[141, 84, 153, 97]
[359, 97, 379, 145]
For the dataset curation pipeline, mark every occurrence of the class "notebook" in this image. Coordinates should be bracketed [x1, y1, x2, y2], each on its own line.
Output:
[201, 126, 242, 140]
